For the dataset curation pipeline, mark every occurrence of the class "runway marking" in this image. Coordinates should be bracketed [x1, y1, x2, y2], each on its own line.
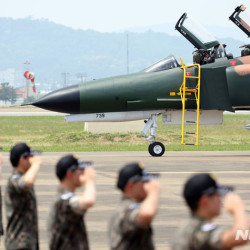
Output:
[152, 171, 250, 174]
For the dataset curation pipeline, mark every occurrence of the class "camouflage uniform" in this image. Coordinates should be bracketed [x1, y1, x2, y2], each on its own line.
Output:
[0, 186, 4, 236]
[47, 187, 89, 250]
[172, 215, 226, 250]
[108, 197, 154, 250]
[4, 170, 39, 250]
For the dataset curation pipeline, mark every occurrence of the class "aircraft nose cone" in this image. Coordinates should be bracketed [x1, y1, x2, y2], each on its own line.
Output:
[32, 84, 80, 114]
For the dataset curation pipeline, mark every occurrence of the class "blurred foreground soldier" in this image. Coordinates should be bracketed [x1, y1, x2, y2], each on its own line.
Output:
[172, 173, 248, 250]
[48, 154, 96, 250]
[0, 151, 3, 237]
[5, 142, 42, 250]
[108, 162, 160, 250]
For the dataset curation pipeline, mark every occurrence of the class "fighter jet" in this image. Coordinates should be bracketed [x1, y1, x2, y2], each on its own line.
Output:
[32, 13, 250, 156]
[229, 5, 250, 57]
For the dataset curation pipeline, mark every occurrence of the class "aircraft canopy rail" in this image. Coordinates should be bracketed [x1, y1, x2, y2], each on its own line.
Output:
[229, 5, 250, 37]
[175, 13, 220, 50]
[143, 55, 180, 73]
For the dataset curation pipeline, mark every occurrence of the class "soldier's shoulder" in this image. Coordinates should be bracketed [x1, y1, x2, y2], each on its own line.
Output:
[194, 220, 223, 247]
[174, 218, 217, 241]
[174, 218, 193, 237]
[172, 219, 191, 250]
[192, 217, 218, 236]
[111, 199, 141, 222]
[121, 198, 141, 210]
[7, 172, 22, 185]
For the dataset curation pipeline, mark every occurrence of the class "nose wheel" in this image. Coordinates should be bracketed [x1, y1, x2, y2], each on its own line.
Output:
[141, 114, 166, 157]
[148, 142, 165, 157]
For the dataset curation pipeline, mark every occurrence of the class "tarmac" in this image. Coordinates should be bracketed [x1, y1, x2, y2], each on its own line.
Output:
[0, 151, 250, 250]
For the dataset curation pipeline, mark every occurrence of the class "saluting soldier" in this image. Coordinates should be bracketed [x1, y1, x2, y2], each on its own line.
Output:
[4, 142, 42, 250]
[172, 173, 248, 250]
[47, 154, 96, 250]
[108, 162, 160, 250]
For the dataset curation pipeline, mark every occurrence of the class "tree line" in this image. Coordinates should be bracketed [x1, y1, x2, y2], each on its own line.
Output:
[0, 82, 17, 104]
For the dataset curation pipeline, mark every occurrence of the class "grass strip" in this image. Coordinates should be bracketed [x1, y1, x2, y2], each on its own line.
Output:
[0, 115, 249, 152]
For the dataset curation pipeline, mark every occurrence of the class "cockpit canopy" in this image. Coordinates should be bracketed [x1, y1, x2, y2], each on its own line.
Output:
[143, 55, 180, 73]
[175, 12, 233, 64]
[229, 5, 250, 37]
[175, 13, 219, 50]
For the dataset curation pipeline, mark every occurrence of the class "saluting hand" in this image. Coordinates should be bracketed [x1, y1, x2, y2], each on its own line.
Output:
[29, 155, 42, 166]
[143, 179, 161, 195]
[79, 167, 96, 185]
[224, 192, 245, 214]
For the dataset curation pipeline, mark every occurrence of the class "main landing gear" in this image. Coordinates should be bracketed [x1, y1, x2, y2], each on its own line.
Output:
[141, 114, 165, 157]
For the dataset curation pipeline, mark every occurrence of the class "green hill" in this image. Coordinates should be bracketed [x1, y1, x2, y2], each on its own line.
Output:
[0, 17, 244, 90]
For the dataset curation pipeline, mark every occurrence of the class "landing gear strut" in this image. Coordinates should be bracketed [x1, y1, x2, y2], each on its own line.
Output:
[141, 114, 165, 157]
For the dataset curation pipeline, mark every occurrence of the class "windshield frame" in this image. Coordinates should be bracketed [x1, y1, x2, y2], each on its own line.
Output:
[143, 55, 180, 73]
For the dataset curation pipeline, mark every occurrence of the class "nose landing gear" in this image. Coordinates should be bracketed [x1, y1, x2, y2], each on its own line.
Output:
[141, 114, 166, 157]
[148, 142, 165, 157]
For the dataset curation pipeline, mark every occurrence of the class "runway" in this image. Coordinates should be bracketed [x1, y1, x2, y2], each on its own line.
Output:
[1, 151, 250, 250]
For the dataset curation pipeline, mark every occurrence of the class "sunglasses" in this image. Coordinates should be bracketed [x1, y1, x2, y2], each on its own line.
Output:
[20, 152, 32, 159]
[128, 173, 159, 183]
[20, 150, 42, 159]
[67, 161, 92, 172]
[202, 186, 234, 196]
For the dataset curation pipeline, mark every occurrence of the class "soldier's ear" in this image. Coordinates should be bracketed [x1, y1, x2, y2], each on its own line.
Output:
[18, 157, 26, 167]
[66, 170, 73, 179]
[199, 195, 209, 208]
[124, 181, 133, 192]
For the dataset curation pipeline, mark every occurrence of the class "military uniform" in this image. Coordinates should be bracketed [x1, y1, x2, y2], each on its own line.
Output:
[4, 170, 39, 250]
[172, 215, 226, 250]
[0, 186, 4, 236]
[108, 197, 154, 250]
[48, 187, 89, 250]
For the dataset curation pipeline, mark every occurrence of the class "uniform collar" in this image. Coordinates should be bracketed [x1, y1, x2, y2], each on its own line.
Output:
[58, 186, 73, 195]
[12, 169, 23, 176]
[191, 214, 206, 222]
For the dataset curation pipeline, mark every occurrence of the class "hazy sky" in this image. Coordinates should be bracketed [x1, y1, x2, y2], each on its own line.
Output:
[1, 0, 249, 32]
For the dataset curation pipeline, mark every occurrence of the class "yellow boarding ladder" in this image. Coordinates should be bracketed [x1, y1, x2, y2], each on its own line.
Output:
[179, 57, 201, 146]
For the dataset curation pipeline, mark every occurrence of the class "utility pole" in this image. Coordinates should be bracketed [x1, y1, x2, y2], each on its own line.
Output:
[24, 60, 30, 104]
[61, 72, 69, 87]
[76, 73, 87, 84]
[126, 31, 129, 74]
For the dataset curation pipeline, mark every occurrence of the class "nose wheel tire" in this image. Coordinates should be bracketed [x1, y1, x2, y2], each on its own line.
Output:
[148, 142, 165, 157]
